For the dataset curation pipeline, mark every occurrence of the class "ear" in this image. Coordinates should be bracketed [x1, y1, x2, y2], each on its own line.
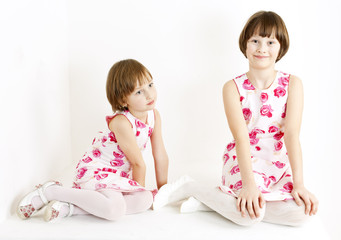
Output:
[120, 97, 128, 108]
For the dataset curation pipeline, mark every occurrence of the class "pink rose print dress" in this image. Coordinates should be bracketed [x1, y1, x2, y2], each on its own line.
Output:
[73, 110, 154, 192]
[220, 71, 294, 201]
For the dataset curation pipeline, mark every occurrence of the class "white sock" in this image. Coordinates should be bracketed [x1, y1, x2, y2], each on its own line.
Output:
[153, 175, 194, 210]
[180, 197, 212, 213]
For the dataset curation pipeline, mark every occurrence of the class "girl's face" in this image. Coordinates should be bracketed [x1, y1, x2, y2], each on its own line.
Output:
[124, 79, 157, 116]
[246, 32, 281, 69]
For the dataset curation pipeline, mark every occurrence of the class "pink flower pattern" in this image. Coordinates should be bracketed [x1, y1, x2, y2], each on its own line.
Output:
[260, 93, 268, 103]
[221, 72, 293, 201]
[260, 104, 273, 118]
[242, 79, 256, 90]
[242, 108, 252, 121]
[73, 110, 155, 193]
[92, 149, 101, 158]
[274, 86, 286, 98]
[108, 132, 117, 143]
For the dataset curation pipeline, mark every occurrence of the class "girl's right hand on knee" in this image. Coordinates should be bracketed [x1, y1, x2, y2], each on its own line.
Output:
[237, 186, 265, 219]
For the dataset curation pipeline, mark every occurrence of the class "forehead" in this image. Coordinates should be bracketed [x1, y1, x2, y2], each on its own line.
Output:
[251, 30, 277, 39]
[134, 75, 152, 89]
[252, 24, 278, 38]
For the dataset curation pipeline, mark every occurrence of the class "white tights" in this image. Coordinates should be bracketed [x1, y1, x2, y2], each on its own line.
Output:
[155, 181, 310, 226]
[32, 185, 153, 221]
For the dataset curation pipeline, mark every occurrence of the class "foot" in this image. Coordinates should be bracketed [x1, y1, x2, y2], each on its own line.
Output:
[180, 197, 211, 213]
[153, 175, 194, 211]
[44, 200, 74, 222]
[17, 181, 62, 220]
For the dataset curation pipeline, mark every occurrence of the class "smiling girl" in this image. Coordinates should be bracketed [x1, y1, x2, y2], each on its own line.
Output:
[153, 11, 318, 226]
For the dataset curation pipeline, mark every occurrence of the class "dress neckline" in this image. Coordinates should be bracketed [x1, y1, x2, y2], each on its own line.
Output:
[246, 71, 279, 92]
[126, 110, 150, 126]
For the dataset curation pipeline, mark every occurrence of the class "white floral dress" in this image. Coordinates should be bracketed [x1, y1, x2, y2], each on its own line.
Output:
[220, 71, 294, 201]
[73, 110, 154, 192]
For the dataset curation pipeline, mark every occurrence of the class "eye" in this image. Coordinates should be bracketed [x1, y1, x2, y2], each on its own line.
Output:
[136, 90, 142, 95]
[268, 41, 274, 45]
[148, 82, 154, 88]
[251, 39, 258, 44]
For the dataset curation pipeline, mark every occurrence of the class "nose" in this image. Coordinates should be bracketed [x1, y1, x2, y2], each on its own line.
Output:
[257, 42, 267, 53]
[145, 89, 152, 100]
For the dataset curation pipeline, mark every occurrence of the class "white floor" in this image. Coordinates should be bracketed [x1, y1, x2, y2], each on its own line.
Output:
[0, 202, 330, 240]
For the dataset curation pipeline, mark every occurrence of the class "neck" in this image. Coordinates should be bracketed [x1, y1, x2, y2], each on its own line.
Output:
[129, 110, 148, 123]
[247, 67, 277, 90]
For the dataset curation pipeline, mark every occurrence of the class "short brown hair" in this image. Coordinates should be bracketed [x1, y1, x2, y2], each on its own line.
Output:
[239, 11, 289, 62]
[106, 59, 152, 112]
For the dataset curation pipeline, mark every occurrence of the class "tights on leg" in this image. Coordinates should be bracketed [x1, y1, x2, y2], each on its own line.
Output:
[32, 185, 153, 220]
[158, 181, 264, 226]
[263, 200, 310, 226]
[179, 185, 310, 226]
[187, 183, 264, 226]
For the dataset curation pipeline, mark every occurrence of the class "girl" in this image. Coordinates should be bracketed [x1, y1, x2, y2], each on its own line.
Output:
[153, 11, 318, 226]
[17, 59, 169, 222]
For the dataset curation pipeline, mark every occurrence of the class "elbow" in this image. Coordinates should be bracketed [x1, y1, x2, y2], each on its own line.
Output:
[131, 161, 146, 171]
[284, 132, 300, 144]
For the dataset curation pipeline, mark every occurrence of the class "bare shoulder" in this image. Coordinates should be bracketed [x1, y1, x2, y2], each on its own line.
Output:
[222, 79, 239, 102]
[108, 114, 132, 133]
[289, 75, 303, 88]
[223, 79, 237, 93]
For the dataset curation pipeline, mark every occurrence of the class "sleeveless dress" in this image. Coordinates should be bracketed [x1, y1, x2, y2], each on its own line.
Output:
[73, 110, 154, 192]
[220, 71, 294, 201]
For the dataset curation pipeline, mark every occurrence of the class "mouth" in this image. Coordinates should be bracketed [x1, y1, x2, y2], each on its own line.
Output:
[147, 100, 155, 105]
[254, 55, 268, 59]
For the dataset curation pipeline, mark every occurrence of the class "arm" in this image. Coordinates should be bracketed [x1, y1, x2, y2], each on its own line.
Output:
[109, 115, 147, 187]
[284, 75, 318, 215]
[150, 109, 169, 189]
[223, 80, 265, 219]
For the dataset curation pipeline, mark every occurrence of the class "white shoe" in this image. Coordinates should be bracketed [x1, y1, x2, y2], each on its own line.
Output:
[17, 181, 62, 220]
[44, 200, 74, 222]
[153, 175, 194, 211]
[180, 197, 211, 213]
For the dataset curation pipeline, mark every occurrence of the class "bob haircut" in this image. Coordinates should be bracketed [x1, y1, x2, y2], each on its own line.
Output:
[106, 59, 152, 112]
[239, 11, 289, 62]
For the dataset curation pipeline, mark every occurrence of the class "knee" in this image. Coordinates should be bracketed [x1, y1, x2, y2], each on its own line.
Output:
[134, 191, 153, 213]
[103, 200, 126, 221]
[285, 204, 311, 227]
[233, 207, 265, 227]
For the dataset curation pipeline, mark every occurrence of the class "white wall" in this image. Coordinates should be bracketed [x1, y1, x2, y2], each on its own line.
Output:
[0, 0, 71, 221]
[1, 0, 340, 239]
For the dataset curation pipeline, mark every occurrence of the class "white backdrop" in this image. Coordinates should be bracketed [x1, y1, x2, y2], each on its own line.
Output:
[1, 0, 340, 239]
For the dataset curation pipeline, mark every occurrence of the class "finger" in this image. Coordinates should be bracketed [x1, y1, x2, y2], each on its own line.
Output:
[240, 198, 247, 217]
[247, 200, 255, 219]
[237, 197, 242, 212]
[311, 195, 319, 215]
[312, 201, 319, 215]
[253, 199, 261, 218]
[292, 191, 303, 206]
[301, 194, 311, 215]
[309, 199, 315, 216]
[259, 194, 265, 209]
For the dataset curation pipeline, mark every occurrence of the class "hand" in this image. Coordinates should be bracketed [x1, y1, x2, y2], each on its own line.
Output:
[291, 185, 318, 216]
[237, 186, 265, 219]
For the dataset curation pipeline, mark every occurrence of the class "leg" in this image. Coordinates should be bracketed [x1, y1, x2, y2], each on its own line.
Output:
[188, 184, 265, 226]
[263, 200, 310, 226]
[153, 179, 264, 226]
[43, 185, 126, 221]
[123, 191, 153, 214]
